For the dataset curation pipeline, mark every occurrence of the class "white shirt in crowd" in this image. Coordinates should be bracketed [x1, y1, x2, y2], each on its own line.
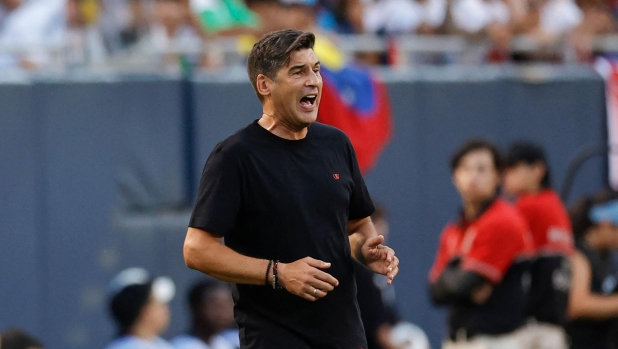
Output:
[0, 0, 66, 67]
[147, 23, 200, 52]
[0, 0, 107, 68]
[171, 332, 238, 349]
[540, 0, 583, 35]
[451, 0, 510, 33]
[99, 0, 154, 51]
[0, 4, 8, 28]
[104, 335, 175, 349]
[363, 0, 446, 34]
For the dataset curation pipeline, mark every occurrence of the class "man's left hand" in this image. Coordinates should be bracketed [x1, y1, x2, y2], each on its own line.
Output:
[361, 235, 399, 284]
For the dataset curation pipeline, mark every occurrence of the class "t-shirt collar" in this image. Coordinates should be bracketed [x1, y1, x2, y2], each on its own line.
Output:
[458, 194, 499, 227]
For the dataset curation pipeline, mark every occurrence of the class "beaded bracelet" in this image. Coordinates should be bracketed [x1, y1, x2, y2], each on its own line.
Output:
[273, 260, 279, 289]
[265, 259, 273, 286]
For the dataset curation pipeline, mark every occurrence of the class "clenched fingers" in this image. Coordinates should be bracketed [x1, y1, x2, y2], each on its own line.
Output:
[386, 256, 400, 284]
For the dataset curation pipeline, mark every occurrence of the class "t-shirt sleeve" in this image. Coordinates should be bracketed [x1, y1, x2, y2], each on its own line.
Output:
[346, 140, 375, 220]
[517, 199, 574, 255]
[460, 221, 526, 284]
[189, 143, 242, 237]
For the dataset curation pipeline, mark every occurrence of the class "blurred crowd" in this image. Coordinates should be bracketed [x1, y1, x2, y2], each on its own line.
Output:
[0, 0, 617, 70]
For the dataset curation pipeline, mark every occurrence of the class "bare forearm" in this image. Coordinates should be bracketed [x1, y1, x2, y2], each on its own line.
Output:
[184, 227, 270, 285]
[568, 251, 618, 320]
[569, 294, 618, 320]
[348, 217, 376, 264]
[348, 233, 366, 264]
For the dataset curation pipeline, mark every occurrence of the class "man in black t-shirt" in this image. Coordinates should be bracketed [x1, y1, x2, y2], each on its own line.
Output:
[183, 29, 400, 349]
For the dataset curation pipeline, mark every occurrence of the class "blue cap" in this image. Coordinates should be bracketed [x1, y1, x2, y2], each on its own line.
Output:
[590, 200, 618, 226]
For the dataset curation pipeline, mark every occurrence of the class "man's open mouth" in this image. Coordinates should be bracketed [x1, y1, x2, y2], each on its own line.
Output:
[300, 95, 317, 108]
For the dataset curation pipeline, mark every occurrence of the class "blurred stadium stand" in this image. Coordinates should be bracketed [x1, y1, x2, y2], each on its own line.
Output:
[5, 33, 618, 70]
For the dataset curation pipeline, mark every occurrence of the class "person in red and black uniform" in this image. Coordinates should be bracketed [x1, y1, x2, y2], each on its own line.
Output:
[566, 189, 618, 349]
[503, 141, 574, 349]
[428, 139, 533, 349]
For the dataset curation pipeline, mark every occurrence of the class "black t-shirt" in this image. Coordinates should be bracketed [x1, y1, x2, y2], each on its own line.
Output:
[189, 120, 375, 349]
[566, 240, 618, 349]
[526, 255, 571, 325]
[353, 261, 398, 349]
[446, 259, 531, 338]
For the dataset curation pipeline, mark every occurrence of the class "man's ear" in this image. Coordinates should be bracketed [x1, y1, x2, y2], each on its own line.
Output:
[256, 74, 272, 98]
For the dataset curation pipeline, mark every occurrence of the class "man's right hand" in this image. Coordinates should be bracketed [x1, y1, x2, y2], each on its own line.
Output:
[277, 257, 339, 301]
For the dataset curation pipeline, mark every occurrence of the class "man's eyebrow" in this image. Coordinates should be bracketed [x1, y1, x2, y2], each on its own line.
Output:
[289, 61, 320, 71]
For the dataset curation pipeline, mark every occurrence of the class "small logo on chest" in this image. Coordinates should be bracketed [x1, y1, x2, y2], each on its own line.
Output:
[333, 174, 340, 179]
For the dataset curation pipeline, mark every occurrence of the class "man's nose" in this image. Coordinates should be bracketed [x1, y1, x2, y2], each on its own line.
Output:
[306, 71, 320, 86]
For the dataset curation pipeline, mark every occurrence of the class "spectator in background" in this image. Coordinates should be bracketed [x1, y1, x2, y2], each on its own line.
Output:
[0, 0, 66, 69]
[570, 0, 616, 60]
[315, 0, 363, 34]
[189, 0, 260, 37]
[503, 142, 573, 349]
[449, 0, 510, 35]
[0, 0, 107, 70]
[362, 0, 446, 35]
[565, 189, 618, 349]
[355, 204, 431, 349]
[104, 267, 176, 349]
[575, 0, 616, 35]
[244, 0, 318, 36]
[0, 0, 21, 29]
[448, 0, 512, 60]
[510, 0, 583, 55]
[140, 0, 203, 69]
[171, 278, 239, 349]
[0, 328, 44, 349]
[429, 139, 532, 349]
[99, 0, 153, 52]
[415, 0, 448, 34]
[65, 0, 107, 66]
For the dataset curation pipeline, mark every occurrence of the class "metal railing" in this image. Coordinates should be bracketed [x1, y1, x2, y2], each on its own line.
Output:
[3, 34, 618, 71]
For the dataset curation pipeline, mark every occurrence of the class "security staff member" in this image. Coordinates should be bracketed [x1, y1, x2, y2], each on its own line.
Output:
[429, 139, 533, 349]
[503, 141, 573, 349]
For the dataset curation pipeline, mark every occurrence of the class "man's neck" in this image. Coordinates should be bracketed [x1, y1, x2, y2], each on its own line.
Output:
[129, 323, 158, 341]
[191, 324, 216, 345]
[258, 114, 307, 140]
[520, 184, 543, 197]
[463, 203, 482, 221]
[462, 197, 493, 221]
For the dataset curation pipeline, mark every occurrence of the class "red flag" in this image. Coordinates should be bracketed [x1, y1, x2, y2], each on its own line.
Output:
[318, 66, 392, 173]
